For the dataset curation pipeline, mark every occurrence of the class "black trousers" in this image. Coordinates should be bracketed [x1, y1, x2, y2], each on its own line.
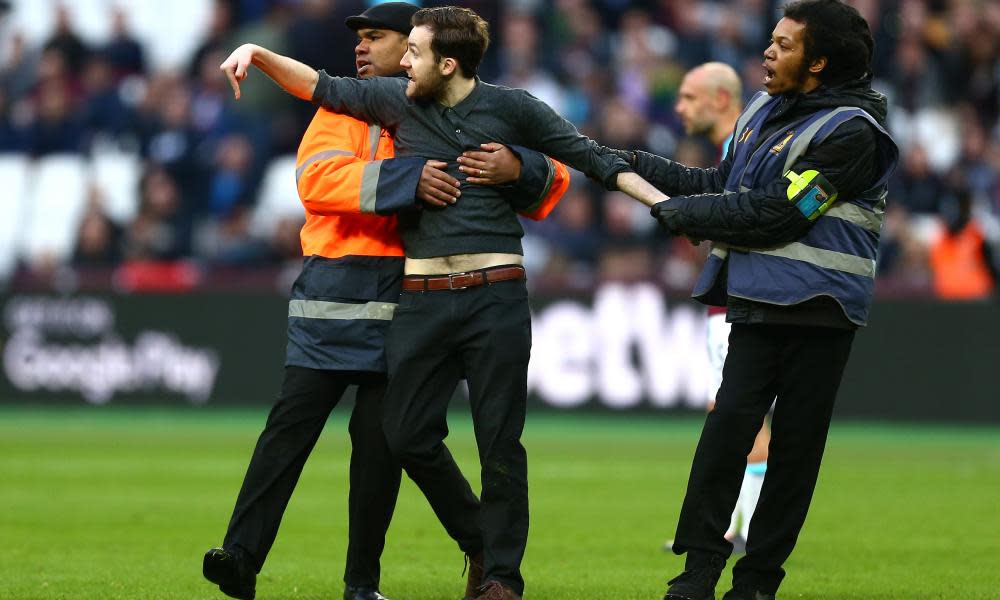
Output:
[673, 323, 855, 593]
[223, 366, 402, 589]
[382, 279, 531, 595]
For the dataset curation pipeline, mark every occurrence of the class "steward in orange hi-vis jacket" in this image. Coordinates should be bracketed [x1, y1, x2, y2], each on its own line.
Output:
[208, 105, 569, 600]
[203, 6, 568, 600]
[287, 107, 569, 372]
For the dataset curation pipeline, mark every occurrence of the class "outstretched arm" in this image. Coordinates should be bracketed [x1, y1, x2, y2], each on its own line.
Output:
[651, 119, 882, 248]
[616, 172, 670, 208]
[220, 43, 318, 101]
[604, 147, 732, 197]
[516, 90, 666, 207]
[221, 45, 406, 128]
[517, 90, 631, 190]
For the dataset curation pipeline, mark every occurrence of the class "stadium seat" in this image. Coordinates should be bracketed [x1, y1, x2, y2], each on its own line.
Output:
[6, 0, 210, 72]
[91, 151, 141, 225]
[910, 214, 945, 246]
[19, 154, 90, 264]
[250, 155, 304, 238]
[0, 155, 32, 278]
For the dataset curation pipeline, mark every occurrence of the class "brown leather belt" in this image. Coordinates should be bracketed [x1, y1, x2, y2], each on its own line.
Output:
[402, 265, 526, 291]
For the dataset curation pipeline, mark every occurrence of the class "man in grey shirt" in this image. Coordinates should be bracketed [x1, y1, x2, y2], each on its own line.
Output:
[221, 7, 667, 600]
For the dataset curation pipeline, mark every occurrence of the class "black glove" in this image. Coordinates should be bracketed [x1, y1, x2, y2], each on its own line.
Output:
[598, 148, 636, 191]
[650, 200, 680, 235]
[606, 147, 636, 168]
[651, 200, 702, 244]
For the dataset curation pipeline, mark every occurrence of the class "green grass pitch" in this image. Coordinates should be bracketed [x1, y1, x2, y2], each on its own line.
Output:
[1, 407, 998, 599]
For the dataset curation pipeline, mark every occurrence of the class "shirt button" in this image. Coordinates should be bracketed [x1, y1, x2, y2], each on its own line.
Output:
[455, 129, 461, 133]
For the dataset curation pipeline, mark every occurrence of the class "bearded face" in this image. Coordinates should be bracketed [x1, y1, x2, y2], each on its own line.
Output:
[401, 25, 449, 102]
[406, 64, 448, 102]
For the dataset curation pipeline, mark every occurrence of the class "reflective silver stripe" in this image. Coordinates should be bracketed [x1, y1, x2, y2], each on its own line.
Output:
[733, 92, 772, 145]
[710, 243, 729, 259]
[288, 299, 396, 320]
[741, 164, 882, 233]
[368, 124, 382, 161]
[782, 107, 859, 173]
[874, 189, 887, 212]
[824, 201, 883, 233]
[359, 160, 383, 214]
[520, 155, 556, 214]
[539, 155, 556, 201]
[750, 242, 876, 278]
[295, 150, 354, 184]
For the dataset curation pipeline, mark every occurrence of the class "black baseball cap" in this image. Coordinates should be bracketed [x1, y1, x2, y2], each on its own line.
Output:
[345, 2, 419, 35]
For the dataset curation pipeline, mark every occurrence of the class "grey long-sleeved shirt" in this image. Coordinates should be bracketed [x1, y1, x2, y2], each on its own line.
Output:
[312, 70, 631, 258]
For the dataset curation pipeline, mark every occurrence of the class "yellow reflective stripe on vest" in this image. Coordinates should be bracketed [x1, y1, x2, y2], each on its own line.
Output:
[295, 149, 354, 184]
[359, 160, 383, 214]
[781, 107, 859, 173]
[359, 123, 385, 214]
[733, 92, 773, 147]
[785, 170, 882, 233]
[750, 242, 876, 278]
[743, 177, 881, 233]
[710, 244, 729, 259]
[288, 299, 397, 320]
[824, 201, 883, 233]
[368, 124, 382, 161]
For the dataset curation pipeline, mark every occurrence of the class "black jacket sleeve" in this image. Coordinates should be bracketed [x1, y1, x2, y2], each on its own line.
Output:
[518, 90, 631, 190]
[636, 151, 733, 196]
[652, 118, 879, 248]
[602, 146, 732, 196]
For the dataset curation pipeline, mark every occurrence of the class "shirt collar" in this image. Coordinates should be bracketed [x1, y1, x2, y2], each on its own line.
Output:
[438, 77, 484, 118]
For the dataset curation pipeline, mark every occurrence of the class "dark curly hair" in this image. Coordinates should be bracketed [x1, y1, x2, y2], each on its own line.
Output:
[783, 0, 874, 86]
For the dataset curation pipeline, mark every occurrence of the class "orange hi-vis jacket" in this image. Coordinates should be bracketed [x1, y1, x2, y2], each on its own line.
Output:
[929, 220, 995, 300]
[296, 108, 410, 260]
[286, 107, 570, 372]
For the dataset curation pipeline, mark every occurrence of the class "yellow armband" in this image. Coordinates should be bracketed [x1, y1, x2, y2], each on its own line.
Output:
[784, 169, 838, 221]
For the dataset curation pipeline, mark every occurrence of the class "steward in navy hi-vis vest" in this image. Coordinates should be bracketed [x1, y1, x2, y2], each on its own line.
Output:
[618, 78, 899, 327]
[693, 91, 897, 326]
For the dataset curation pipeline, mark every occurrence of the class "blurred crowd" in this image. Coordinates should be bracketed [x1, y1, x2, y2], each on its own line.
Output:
[1, 0, 998, 299]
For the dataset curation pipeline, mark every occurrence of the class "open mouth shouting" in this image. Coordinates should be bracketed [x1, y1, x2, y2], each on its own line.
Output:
[763, 63, 775, 85]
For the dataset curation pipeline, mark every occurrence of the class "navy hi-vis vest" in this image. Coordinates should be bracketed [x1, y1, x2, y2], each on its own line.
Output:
[286, 254, 403, 372]
[692, 91, 899, 326]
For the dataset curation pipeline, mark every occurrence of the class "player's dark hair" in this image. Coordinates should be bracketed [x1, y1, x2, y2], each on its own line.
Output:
[783, 0, 874, 86]
[411, 6, 489, 78]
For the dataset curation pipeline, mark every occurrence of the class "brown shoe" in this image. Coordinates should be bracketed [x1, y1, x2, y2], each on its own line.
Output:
[472, 581, 521, 600]
[462, 553, 484, 600]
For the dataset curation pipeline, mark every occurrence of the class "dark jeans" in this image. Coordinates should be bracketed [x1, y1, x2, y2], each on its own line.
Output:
[382, 279, 531, 595]
[673, 324, 856, 593]
[222, 366, 401, 589]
